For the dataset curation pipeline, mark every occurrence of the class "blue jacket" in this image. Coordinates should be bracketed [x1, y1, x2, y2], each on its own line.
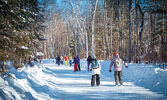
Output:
[73, 58, 78, 64]
[76, 55, 80, 64]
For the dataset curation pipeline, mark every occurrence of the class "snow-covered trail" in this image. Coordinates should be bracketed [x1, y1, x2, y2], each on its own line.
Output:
[42, 63, 166, 100]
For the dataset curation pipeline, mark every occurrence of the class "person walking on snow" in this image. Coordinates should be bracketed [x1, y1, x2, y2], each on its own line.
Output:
[87, 55, 92, 71]
[89, 56, 101, 87]
[73, 57, 78, 72]
[60, 56, 63, 64]
[69, 55, 72, 66]
[76, 55, 81, 71]
[69, 55, 73, 66]
[56, 56, 61, 66]
[64, 56, 68, 66]
[109, 52, 128, 86]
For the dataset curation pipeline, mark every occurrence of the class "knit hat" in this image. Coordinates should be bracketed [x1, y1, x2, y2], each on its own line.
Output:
[113, 52, 118, 56]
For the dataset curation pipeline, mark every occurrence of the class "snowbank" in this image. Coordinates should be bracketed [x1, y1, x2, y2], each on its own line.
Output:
[123, 63, 167, 96]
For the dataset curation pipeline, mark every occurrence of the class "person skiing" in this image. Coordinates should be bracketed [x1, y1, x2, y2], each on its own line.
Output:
[56, 55, 61, 66]
[76, 55, 81, 71]
[60, 55, 64, 64]
[89, 55, 101, 87]
[87, 55, 92, 71]
[64, 56, 68, 66]
[73, 57, 78, 72]
[109, 52, 128, 86]
[69, 55, 73, 66]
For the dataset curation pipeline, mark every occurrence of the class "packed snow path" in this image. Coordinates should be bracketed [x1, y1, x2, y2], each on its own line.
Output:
[40, 63, 165, 100]
[1, 60, 167, 100]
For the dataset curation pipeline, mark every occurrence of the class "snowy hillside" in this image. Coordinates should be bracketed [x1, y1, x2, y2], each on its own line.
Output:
[0, 59, 167, 100]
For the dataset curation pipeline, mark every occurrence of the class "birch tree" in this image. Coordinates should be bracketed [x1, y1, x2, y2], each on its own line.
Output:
[91, 0, 99, 57]
[68, 0, 85, 55]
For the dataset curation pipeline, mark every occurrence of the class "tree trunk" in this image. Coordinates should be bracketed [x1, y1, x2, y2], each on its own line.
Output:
[135, 0, 139, 63]
[91, 0, 99, 57]
[104, 1, 109, 59]
[110, 7, 114, 59]
[85, 30, 88, 57]
[2, 60, 5, 72]
[14, 60, 17, 69]
[129, 0, 132, 63]
[19, 57, 22, 67]
[118, 6, 123, 58]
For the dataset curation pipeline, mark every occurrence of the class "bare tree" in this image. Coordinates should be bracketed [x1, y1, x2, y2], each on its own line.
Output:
[91, 0, 99, 57]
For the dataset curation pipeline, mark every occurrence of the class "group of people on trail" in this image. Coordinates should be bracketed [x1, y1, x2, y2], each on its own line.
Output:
[55, 55, 81, 72]
[56, 55, 73, 66]
[56, 52, 128, 87]
[87, 52, 128, 87]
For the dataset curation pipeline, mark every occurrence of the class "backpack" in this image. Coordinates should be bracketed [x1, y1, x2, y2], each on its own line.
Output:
[115, 58, 122, 68]
[92, 60, 98, 69]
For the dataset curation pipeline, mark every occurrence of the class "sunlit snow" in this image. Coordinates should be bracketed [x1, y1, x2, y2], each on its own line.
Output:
[0, 59, 167, 100]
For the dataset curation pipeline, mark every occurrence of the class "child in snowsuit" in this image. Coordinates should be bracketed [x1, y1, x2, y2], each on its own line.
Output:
[109, 52, 128, 86]
[87, 55, 92, 71]
[89, 57, 101, 87]
[73, 57, 78, 72]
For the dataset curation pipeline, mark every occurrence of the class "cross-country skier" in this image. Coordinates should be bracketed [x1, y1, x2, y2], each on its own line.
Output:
[109, 52, 128, 86]
[73, 57, 78, 72]
[69, 55, 73, 66]
[89, 56, 101, 87]
[56, 56, 61, 66]
[87, 55, 92, 71]
[64, 56, 68, 66]
[76, 55, 81, 71]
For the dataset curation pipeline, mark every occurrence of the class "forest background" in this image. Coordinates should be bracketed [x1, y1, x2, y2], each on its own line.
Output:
[0, 0, 167, 72]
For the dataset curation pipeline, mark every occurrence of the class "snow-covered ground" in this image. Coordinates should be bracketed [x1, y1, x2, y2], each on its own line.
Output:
[0, 59, 167, 100]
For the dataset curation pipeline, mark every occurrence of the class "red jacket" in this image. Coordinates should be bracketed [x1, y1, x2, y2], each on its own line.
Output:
[64, 56, 67, 61]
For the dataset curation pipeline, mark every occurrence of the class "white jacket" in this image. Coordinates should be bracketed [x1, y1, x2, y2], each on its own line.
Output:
[89, 60, 101, 75]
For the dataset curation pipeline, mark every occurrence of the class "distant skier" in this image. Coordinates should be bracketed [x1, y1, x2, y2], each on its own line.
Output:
[87, 55, 92, 71]
[69, 55, 73, 66]
[64, 56, 68, 66]
[60, 55, 64, 64]
[73, 57, 78, 72]
[109, 52, 128, 86]
[56, 56, 61, 66]
[76, 55, 81, 71]
[55, 56, 58, 64]
[89, 56, 101, 87]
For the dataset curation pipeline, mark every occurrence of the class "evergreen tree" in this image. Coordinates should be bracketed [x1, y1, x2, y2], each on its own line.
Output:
[0, 0, 45, 71]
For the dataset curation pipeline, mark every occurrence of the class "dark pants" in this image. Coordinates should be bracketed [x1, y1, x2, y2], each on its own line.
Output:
[114, 71, 123, 85]
[69, 60, 72, 66]
[57, 61, 60, 66]
[87, 62, 90, 71]
[91, 74, 100, 86]
[78, 63, 81, 71]
[60, 60, 63, 64]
